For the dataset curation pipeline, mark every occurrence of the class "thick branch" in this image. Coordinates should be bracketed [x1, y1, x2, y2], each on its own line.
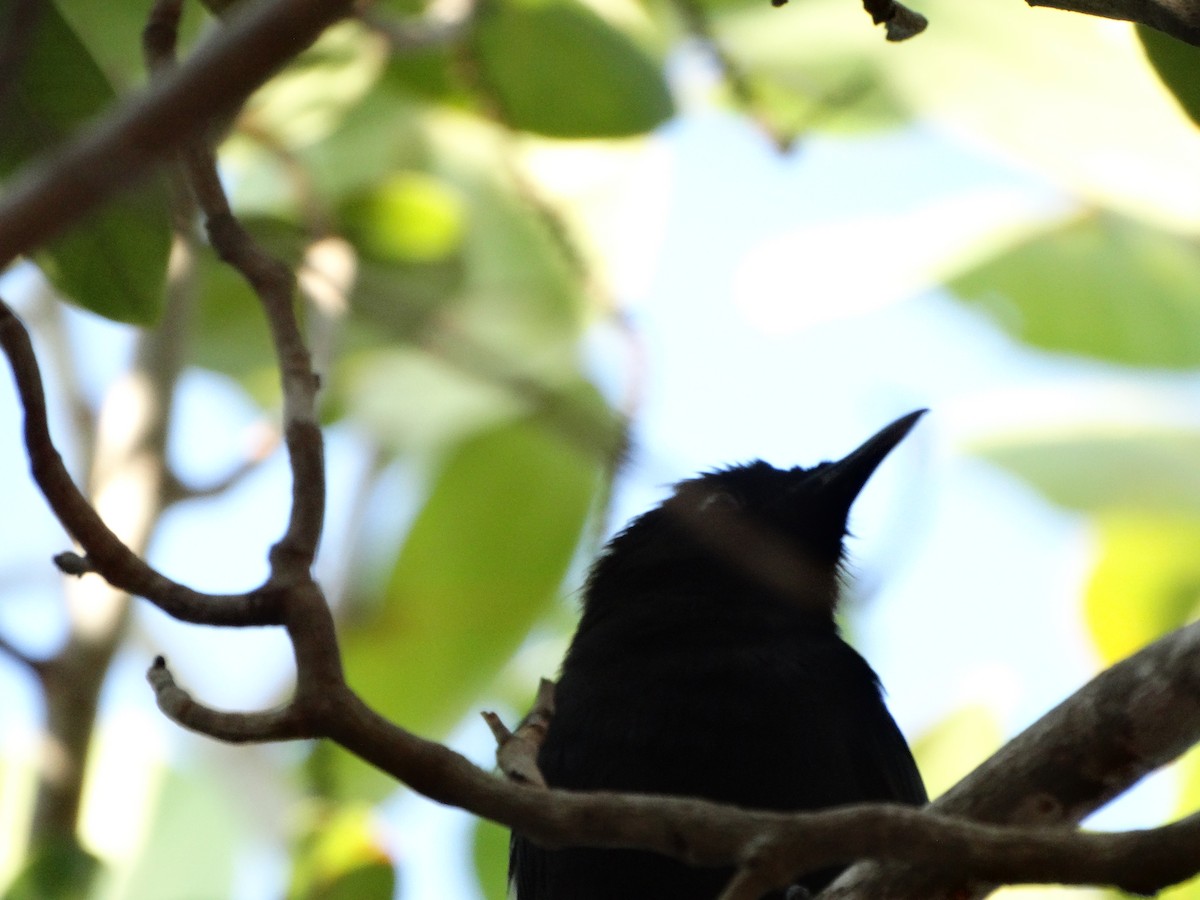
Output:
[824, 617, 1200, 898]
[319, 684, 1200, 897]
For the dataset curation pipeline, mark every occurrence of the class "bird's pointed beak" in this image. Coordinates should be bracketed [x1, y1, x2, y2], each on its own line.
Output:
[814, 409, 927, 512]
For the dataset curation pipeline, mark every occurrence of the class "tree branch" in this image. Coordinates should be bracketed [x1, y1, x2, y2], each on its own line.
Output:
[146, 0, 325, 583]
[322, 675, 1200, 897]
[824, 617, 1200, 898]
[128, 627, 1200, 896]
[147, 656, 311, 741]
[0, 298, 285, 625]
[0, 632, 44, 677]
[0, 0, 353, 270]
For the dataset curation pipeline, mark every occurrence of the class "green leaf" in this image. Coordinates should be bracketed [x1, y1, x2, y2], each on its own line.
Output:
[0, 3, 169, 324]
[2, 836, 99, 900]
[951, 213, 1200, 368]
[339, 171, 467, 264]
[240, 21, 388, 152]
[1138, 25, 1200, 129]
[472, 817, 511, 900]
[471, 0, 674, 137]
[120, 768, 242, 900]
[910, 705, 1003, 801]
[313, 862, 395, 900]
[1084, 513, 1200, 664]
[54, 0, 206, 87]
[34, 191, 172, 326]
[719, 0, 909, 136]
[190, 251, 279, 390]
[288, 805, 395, 900]
[973, 426, 1200, 515]
[333, 415, 603, 797]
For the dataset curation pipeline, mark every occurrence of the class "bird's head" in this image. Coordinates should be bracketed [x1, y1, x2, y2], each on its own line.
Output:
[585, 410, 927, 619]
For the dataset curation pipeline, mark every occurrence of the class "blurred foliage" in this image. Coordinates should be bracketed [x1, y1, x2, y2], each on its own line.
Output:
[2, 0, 1200, 895]
[952, 213, 1200, 368]
[288, 805, 396, 900]
[1085, 514, 1200, 664]
[973, 428, 1200, 516]
[1138, 26, 1200, 127]
[0, 1, 170, 324]
[910, 705, 1004, 801]
[472, 817, 511, 900]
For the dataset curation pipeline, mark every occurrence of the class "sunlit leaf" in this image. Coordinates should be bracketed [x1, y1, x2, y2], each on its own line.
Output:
[339, 348, 526, 453]
[471, 0, 673, 137]
[973, 426, 1200, 515]
[910, 705, 1003, 801]
[333, 416, 603, 797]
[951, 213, 1200, 368]
[720, 0, 909, 136]
[472, 817, 511, 900]
[240, 21, 388, 150]
[289, 805, 395, 900]
[3, 837, 99, 900]
[0, 3, 170, 324]
[339, 172, 467, 263]
[1138, 25, 1200, 129]
[120, 768, 243, 900]
[1084, 513, 1200, 664]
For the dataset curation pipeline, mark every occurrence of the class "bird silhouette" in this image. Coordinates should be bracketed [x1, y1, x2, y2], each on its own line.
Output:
[510, 410, 929, 898]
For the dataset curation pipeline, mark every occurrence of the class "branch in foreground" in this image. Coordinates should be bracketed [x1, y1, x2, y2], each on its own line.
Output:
[145, 0, 326, 581]
[326, 678, 1200, 900]
[0, 0, 353, 270]
[824, 616, 1200, 898]
[0, 632, 44, 676]
[148, 656, 311, 741]
[0, 298, 284, 626]
[476, 622, 1200, 898]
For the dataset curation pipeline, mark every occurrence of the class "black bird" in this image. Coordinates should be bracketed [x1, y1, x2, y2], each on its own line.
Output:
[509, 410, 929, 899]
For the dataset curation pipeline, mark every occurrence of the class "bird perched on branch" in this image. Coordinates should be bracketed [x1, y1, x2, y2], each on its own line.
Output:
[509, 410, 929, 898]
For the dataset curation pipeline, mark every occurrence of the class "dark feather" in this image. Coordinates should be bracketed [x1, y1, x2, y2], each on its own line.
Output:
[510, 412, 928, 898]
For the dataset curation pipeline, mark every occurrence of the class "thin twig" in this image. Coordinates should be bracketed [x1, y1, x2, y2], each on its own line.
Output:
[147, 0, 326, 581]
[148, 656, 311, 741]
[0, 633, 44, 676]
[0, 297, 285, 625]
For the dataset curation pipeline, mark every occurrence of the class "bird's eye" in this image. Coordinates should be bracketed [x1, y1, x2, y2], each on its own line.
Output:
[698, 490, 740, 512]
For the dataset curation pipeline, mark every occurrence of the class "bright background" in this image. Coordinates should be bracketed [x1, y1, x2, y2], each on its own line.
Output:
[2, 0, 1200, 898]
